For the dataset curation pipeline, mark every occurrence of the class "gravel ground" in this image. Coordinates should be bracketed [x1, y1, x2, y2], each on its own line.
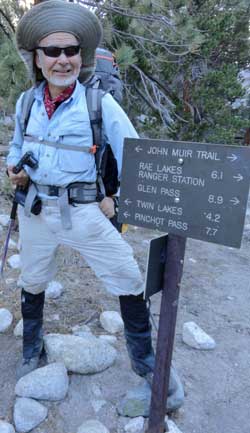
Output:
[0, 150, 250, 433]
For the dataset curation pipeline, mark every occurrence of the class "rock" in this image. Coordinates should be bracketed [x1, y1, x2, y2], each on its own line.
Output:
[72, 324, 91, 335]
[124, 416, 144, 433]
[44, 333, 117, 374]
[45, 280, 63, 299]
[17, 238, 21, 251]
[100, 311, 124, 334]
[165, 419, 183, 433]
[14, 319, 23, 338]
[117, 382, 151, 418]
[0, 214, 9, 227]
[76, 331, 97, 341]
[5, 278, 15, 285]
[188, 258, 197, 263]
[0, 420, 15, 433]
[91, 383, 102, 397]
[72, 324, 95, 338]
[15, 363, 69, 401]
[7, 254, 21, 269]
[50, 314, 60, 321]
[9, 239, 18, 250]
[76, 420, 110, 433]
[118, 368, 184, 418]
[3, 116, 14, 127]
[14, 397, 48, 432]
[98, 335, 118, 346]
[182, 321, 216, 350]
[0, 308, 13, 332]
[91, 399, 107, 413]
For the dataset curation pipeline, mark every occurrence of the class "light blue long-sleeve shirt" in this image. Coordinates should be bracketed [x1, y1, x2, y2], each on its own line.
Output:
[7, 80, 138, 187]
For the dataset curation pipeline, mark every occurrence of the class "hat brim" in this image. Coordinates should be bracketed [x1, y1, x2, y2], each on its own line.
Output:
[16, 0, 103, 83]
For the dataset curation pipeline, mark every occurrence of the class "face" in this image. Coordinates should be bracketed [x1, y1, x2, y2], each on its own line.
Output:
[35, 32, 82, 96]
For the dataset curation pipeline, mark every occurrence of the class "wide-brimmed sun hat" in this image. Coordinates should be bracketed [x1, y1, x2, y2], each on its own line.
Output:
[16, 0, 103, 83]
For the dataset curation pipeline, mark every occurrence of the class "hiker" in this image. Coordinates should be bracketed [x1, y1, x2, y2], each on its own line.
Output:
[7, 0, 183, 411]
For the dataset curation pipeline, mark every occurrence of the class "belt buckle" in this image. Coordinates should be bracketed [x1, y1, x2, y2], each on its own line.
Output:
[49, 186, 59, 196]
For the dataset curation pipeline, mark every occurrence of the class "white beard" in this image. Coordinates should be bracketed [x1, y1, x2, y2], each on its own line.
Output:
[43, 70, 80, 88]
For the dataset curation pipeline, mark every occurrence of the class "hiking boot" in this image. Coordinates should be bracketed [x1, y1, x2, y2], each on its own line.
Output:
[16, 355, 40, 380]
[119, 293, 155, 377]
[17, 289, 45, 380]
[16, 341, 45, 381]
[145, 366, 184, 412]
[119, 293, 184, 412]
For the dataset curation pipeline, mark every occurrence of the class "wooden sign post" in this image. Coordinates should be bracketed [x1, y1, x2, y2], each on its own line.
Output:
[147, 234, 186, 433]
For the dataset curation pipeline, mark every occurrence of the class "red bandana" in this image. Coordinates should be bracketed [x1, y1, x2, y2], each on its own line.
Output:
[44, 82, 76, 119]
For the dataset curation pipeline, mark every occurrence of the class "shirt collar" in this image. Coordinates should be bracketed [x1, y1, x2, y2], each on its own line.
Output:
[34, 79, 82, 103]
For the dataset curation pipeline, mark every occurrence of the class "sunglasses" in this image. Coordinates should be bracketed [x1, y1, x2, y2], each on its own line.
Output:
[35, 45, 81, 58]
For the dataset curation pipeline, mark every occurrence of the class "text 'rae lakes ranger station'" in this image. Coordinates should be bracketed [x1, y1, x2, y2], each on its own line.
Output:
[118, 138, 250, 248]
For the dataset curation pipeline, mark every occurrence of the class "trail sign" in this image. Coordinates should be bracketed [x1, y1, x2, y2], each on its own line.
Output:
[119, 138, 250, 248]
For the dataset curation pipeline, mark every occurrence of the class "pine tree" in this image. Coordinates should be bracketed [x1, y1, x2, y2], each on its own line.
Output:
[1, 0, 250, 144]
[81, 0, 250, 144]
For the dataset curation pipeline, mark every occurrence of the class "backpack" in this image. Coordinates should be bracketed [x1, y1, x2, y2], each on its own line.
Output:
[20, 47, 124, 231]
[85, 47, 123, 200]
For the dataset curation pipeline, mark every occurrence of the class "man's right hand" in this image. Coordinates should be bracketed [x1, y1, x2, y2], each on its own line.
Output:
[7, 166, 30, 188]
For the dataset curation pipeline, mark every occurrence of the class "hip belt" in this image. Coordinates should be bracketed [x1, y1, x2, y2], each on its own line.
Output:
[36, 182, 97, 203]
[24, 182, 97, 230]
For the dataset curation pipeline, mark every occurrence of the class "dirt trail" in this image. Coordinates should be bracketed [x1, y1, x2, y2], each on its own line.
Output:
[0, 151, 250, 432]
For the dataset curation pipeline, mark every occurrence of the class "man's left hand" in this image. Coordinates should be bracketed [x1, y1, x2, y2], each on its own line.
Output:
[99, 197, 115, 219]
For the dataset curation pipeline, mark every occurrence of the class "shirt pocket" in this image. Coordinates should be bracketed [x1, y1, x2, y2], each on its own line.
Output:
[57, 122, 94, 173]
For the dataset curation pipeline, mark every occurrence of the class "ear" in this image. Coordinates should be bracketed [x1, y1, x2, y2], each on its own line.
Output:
[35, 51, 42, 69]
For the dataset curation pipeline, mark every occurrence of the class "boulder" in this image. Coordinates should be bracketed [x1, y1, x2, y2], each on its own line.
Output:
[44, 333, 117, 374]
[14, 397, 47, 433]
[182, 321, 216, 350]
[0, 308, 13, 333]
[0, 421, 15, 433]
[15, 363, 69, 401]
[100, 311, 124, 334]
[77, 420, 109, 433]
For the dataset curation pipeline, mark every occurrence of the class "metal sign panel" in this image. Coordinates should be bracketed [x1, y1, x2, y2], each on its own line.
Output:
[118, 138, 250, 248]
[144, 234, 168, 299]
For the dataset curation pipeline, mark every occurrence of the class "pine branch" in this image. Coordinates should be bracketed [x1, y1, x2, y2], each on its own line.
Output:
[113, 29, 192, 57]
[0, 8, 15, 33]
[0, 22, 12, 40]
[131, 63, 175, 127]
[78, 0, 173, 26]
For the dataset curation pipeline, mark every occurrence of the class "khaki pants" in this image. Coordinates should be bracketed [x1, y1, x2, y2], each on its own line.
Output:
[17, 201, 143, 296]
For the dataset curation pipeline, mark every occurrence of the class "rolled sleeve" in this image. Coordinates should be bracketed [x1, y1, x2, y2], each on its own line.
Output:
[101, 93, 138, 179]
[7, 93, 25, 167]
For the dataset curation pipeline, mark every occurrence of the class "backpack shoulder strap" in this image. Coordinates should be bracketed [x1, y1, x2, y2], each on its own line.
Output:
[85, 82, 106, 199]
[20, 87, 36, 136]
[85, 81, 103, 152]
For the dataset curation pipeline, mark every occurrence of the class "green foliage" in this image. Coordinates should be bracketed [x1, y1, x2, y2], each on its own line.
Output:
[115, 44, 137, 72]
[0, 39, 29, 113]
[100, 0, 250, 144]
[0, 0, 250, 147]
[0, 0, 22, 41]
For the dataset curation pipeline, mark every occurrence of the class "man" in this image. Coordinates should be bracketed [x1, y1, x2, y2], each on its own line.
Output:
[7, 0, 184, 411]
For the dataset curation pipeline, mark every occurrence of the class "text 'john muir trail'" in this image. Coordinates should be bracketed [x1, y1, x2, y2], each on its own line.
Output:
[146, 146, 221, 161]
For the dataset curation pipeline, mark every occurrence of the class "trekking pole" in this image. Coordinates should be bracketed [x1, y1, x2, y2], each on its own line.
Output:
[0, 151, 38, 279]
